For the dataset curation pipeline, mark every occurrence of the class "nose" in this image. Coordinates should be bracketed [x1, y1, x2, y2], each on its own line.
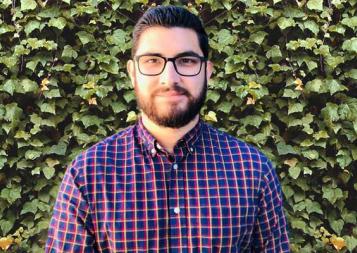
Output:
[159, 61, 181, 86]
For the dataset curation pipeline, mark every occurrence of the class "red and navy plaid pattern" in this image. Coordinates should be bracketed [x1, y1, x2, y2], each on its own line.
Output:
[46, 119, 290, 252]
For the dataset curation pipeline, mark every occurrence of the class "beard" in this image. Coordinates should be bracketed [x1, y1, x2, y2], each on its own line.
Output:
[135, 78, 207, 129]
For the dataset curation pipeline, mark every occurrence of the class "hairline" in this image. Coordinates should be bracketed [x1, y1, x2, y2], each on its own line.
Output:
[132, 25, 204, 58]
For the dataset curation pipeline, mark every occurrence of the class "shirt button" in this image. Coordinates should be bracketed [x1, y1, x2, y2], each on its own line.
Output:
[173, 163, 178, 170]
[151, 148, 156, 156]
[189, 147, 194, 152]
[174, 207, 180, 214]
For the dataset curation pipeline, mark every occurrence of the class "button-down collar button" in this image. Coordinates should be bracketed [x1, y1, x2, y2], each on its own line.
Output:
[189, 147, 194, 152]
[174, 207, 180, 214]
[173, 163, 178, 170]
[151, 148, 156, 156]
[156, 142, 162, 150]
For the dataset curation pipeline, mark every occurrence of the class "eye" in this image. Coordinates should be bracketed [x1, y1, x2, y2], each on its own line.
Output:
[145, 58, 159, 63]
[177, 57, 200, 65]
[140, 56, 163, 64]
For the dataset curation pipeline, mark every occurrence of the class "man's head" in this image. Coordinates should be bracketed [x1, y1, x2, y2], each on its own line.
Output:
[127, 6, 213, 129]
[131, 5, 209, 58]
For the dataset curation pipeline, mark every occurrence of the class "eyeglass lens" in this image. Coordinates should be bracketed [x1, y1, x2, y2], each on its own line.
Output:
[138, 55, 203, 76]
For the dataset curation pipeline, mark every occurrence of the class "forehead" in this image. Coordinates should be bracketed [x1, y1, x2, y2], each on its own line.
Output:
[135, 26, 203, 56]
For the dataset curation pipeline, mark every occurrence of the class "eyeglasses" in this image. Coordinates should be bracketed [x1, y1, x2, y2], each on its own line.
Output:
[134, 54, 207, 76]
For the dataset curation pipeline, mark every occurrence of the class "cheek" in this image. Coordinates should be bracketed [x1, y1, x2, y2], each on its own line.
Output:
[186, 77, 205, 96]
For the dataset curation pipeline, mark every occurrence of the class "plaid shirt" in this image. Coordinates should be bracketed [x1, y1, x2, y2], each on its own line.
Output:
[46, 118, 290, 252]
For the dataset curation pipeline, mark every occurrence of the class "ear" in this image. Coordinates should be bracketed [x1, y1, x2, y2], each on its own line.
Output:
[127, 59, 136, 88]
[205, 60, 214, 80]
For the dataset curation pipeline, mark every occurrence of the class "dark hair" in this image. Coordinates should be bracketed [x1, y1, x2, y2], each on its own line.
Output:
[131, 5, 208, 58]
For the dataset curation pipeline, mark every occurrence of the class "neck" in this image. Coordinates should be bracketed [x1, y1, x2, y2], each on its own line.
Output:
[141, 113, 199, 154]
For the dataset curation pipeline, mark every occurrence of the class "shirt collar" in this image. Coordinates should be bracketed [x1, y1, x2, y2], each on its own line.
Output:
[136, 117, 202, 157]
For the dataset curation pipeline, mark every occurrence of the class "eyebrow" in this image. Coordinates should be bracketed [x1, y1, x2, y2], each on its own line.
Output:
[137, 51, 203, 58]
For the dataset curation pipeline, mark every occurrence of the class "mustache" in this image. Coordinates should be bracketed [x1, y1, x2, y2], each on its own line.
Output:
[153, 85, 190, 96]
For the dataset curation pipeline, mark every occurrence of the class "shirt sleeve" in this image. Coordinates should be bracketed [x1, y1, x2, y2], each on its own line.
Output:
[45, 163, 97, 253]
[252, 160, 290, 253]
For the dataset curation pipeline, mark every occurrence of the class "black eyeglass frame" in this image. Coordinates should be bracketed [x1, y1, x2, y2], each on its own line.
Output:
[134, 54, 208, 77]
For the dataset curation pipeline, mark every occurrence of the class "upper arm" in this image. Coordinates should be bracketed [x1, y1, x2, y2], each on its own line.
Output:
[46, 166, 96, 253]
[252, 161, 290, 253]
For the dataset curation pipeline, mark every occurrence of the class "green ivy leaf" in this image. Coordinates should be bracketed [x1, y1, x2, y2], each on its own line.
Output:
[303, 20, 319, 35]
[20, 0, 37, 11]
[21, 79, 38, 93]
[42, 166, 55, 179]
[305, 199, 323, 214]
[5, 103, 23, 123]
[0, 0, 12, 8]
[0, 220, 13, 235]
[277, 17, 296, 30]
[302, 150, 319, 160]
[326, 55, 345, 69]
[307, 0, 323, 11]
[342, 37, 357, 53]
[345, 69, 357, 79]
[0, 187, 21, 204]
[76, 31, 95, 45]
[106, 29, 128, 48]
[321, 103, 339, 123]
[322, 185, 343, 204]
[344, 236, 357, 252]
[80, 115, 103, 128]
[336, 150, 352, 168]
[282, 185, 294, 199]
[241, 115, 263, 128]
[25, 150, 42, 160]
[341, 16, 357, 29]
[250, 31, 268, 44]
[289, 166, 301, 179]
[288, 102, 304, 114]
[330, 219, 344, 234]
[2, 79, 16, 95]
[24, 20, 41, 35]
[217, 101, 233, 114]
[43, 89, 61, 98]
[39, 102, 56, 114]
[46, 142, 67, 156]
[219, 29, 237, 45]
[21, 199, 39, 215]
[305, 79, 322, 93]
[206, 90, 221, 103]
[62, 45, 78, 59]
[282, 89, 301, 99]
[277, 142, 298, 155]
[110, 101, 126, 113]
[48, 17, 67, 30]
[266, 45, 282, 60]
[100, 61, 119, 74]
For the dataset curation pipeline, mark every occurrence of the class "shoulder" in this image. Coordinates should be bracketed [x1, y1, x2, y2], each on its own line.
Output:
[200, 122, 276, 186]
[68, 125, 136, 175]
[200, 122, 270, 164]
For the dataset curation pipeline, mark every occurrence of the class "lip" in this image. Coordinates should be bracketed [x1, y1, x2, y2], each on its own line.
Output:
[156, 92, 186, 103]
[157, 91, 185, 97]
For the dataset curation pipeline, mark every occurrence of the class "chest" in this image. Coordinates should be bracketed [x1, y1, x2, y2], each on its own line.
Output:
[87, 153, 260, 252]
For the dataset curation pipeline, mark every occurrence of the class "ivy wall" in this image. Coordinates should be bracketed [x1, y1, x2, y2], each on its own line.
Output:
[0, 0, 356, 252]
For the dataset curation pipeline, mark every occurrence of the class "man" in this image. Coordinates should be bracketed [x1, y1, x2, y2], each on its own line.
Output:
[46, 5, 290, 252]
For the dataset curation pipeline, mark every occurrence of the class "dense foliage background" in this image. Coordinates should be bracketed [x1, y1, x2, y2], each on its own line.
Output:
[0, 0, 356, 252]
